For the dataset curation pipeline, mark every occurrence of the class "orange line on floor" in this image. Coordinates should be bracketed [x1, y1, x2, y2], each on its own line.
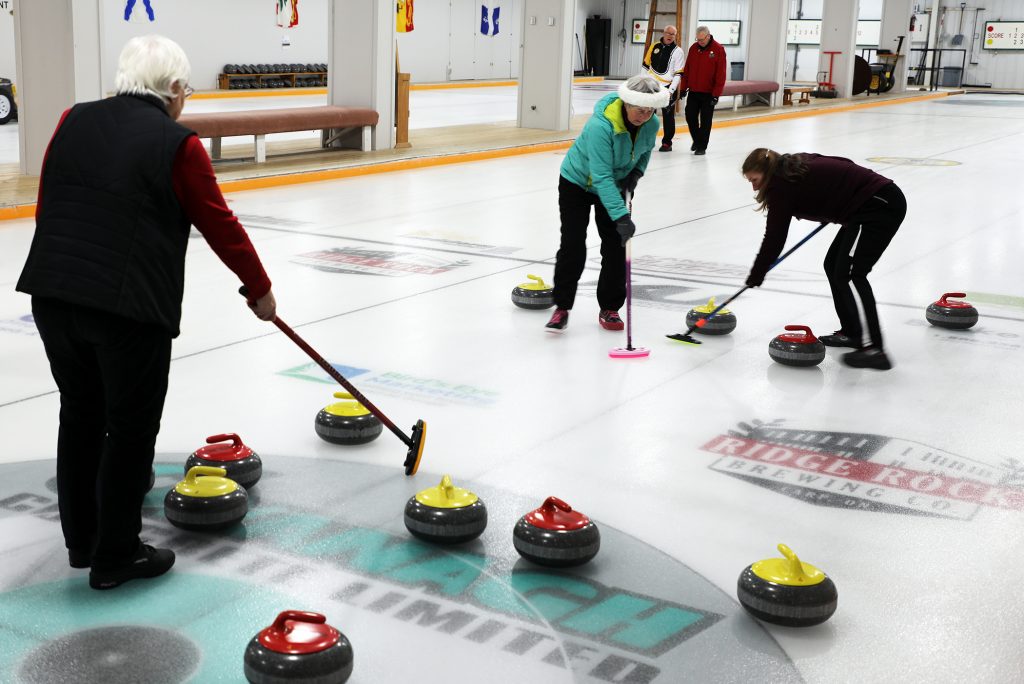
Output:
[0, 90, 960, 220]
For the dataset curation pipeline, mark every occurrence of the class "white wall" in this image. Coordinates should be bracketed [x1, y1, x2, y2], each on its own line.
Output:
[99, 0, 328, 92]
[929, 0, 1024, 89]
[0, 1, 13, 81]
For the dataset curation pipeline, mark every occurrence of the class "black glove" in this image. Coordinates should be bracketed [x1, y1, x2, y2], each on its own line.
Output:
[745, 271, 764, 288]
[619, 169, 642, 197]
[711, 96, 719, 106]
[615, 214, 636, 246]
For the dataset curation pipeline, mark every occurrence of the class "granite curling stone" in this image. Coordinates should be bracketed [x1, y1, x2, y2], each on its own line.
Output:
[685, 297, 737, 335]
[513, 496, 600, 567]
[185, 432, 262, 489]
[737, 543, 838, 627]
[926, 292, 978, 330]
[244, 610, 353, 684]
[769, 325, 826, 367]
[164, 466, 248, 531]
[511, 274, 555, 310]
[314, 392, 383, 445]
[404, 474, 488, 544]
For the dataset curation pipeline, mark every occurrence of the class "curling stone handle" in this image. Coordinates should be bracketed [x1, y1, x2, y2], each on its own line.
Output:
[527, 274, 549, 288]
[272, 610, 327, 633]
[939, 292, 967, 305]
[541, 496, 572, 512]
[784, 325, 814, 337]
[185, 465, 228, 482]
[206, 433, 241, 446]
[333, 391, 355, 401]
[778, 544, 808, 581]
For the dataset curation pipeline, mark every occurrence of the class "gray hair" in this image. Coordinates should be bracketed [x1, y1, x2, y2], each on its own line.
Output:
[696, 25, 710, 36]
[114, 35, 191, 102]
[624, 74, 661, 95]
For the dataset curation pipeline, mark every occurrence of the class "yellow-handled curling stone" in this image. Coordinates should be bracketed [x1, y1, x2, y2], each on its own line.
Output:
[314, 392, 384, 445]
[737, 543, 838, 627]
[164, 466, 248, 530]
[685, 297, 737, 335]
[404, 475, 488, 544]
[511, 274, 555, 310]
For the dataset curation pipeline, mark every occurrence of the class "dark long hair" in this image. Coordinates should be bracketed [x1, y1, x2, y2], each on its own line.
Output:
[741, 148, 808, 212]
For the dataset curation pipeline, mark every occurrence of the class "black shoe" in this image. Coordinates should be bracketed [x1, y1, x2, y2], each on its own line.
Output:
[819, 331, 859, 348]
[694, 149, 706, 155]
[89, 544, 175, 590]
[690, 142, 697, 151]
[69, 549, 90, 569]
[658, 143, 672, 152]
[842, 347, 893, 371]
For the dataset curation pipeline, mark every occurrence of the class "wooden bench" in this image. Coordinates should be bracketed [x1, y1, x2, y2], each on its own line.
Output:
[178, 105, 379, 163]
[720, 80, 781, 110]
[783, 86, 814, 106]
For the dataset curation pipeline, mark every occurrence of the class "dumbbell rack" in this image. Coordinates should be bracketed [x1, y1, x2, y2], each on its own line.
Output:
[218, 66, 328, 91]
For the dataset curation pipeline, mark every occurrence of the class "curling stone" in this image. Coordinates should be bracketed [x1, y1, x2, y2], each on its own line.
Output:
[244, 611, 353, 684]
[926, 292, 978, 329]
[185, 433, 262, 489]
[769, 325, 826, 367]
[685, 297, 737, 335]
[164, 466, 248, 531]
[511, 274, 555, 310]
[512, 496, 600, 567]
[737, 543, 838, 627]
[404, 474, 487, 544]
[314, 392, 383, 445]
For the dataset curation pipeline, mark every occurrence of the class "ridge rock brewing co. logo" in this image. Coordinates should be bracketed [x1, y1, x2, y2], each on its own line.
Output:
[702, 420, 1024, 520]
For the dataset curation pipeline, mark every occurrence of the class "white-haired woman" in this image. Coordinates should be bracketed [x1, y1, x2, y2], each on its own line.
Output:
[17, 35, 276, 589]
[546, 75, 668, 332]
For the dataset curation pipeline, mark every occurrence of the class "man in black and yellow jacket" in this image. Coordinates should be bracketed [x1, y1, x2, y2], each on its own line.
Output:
[641, 25, 684, 152]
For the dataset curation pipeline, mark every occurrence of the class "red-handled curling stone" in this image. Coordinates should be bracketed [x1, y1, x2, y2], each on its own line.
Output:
[185, 433, 262, 489]
[926, 292, 978, 329]
[768, 325, 826, 367]
[737, 543, 838, 627]
[512, 496, 600, 567]
[244, 610, 353, 683]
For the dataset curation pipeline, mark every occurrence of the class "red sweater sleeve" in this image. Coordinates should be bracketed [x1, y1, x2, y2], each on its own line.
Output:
[172, 135, 272, 300]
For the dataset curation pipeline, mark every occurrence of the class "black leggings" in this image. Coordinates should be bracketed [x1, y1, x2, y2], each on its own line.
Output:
[552, 176, 626, 311]
[823, 183, 906, 349]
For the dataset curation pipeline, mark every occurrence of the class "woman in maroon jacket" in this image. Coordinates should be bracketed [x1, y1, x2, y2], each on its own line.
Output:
[17, 35, 276, 589]
[741, 148, 906, 370]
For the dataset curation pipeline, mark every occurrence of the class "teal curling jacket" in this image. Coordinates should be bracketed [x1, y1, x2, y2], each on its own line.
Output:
[559, 92, 660, 221]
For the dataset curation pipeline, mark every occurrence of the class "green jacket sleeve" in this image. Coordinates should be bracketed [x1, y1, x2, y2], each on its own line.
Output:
[590, 125, 629, 221]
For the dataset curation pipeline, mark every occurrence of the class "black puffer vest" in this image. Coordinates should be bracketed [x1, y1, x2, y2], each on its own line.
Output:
[17, 94, 194, 336]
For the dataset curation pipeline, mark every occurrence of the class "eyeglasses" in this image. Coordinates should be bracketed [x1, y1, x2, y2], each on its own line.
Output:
[183, 84, 194, 99]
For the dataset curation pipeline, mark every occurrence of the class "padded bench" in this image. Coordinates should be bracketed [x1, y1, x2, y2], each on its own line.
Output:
[720, 80, 781, 110]
[178, 105, 379, 163]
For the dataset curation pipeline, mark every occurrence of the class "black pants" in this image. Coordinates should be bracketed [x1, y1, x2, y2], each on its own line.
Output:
[823, 183, 906, 349]
[684, 91, 716, 152]
[661, 89, 678, 146]
[552, 176, 626, 311]
[32, 297, 172, 569]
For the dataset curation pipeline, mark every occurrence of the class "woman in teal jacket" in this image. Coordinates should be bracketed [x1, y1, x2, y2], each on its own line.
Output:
[546, 75, 667, 332]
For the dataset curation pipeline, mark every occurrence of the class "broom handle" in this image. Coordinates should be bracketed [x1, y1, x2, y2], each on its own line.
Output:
[679, 222, 829, 335]
[625, 238, 634, 350]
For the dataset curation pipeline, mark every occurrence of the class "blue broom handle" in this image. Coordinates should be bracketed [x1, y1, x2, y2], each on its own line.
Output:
[699, 222, 828, 325]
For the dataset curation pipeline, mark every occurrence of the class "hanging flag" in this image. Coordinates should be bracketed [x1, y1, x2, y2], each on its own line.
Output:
[124, 0, 155, 22]
[396, 0, 414, 33]
[276, 0, 299, 28]
[480, 4, 500, 36]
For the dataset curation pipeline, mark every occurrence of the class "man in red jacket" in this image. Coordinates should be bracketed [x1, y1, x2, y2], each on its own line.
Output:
[680, 26, 726, 155]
